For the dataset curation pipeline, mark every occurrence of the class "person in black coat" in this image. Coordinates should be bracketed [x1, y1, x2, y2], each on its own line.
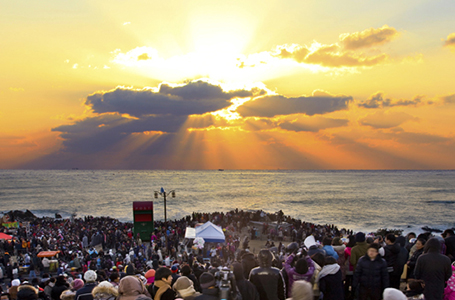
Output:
[318, 256, 344, 300]
[443, 229, 455, 262]
[407, 237, 426, 279]
[51, 275, 69, 300]
[353, 243, 389, 300]
[232, 262, 259, 300]
[414, 237, 452, 300]
[194, 273, 219, 300]
[181, 265, 202, 293]
[249, 250, 286, 300]
[382, 234, 401, 289]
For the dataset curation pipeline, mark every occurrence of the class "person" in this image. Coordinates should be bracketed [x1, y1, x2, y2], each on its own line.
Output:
[17, 285, 39, 300]
[249, 250, 286, 300]
[180, 265, 201, 293]
[344, 235, 356, 300]
[172, 276, 201, 300]
[75, 270, 98, 300]
[61, 290, 77, 300]
[404, 279, 425, 299]
[52, 276, 70, 300]
[286, 280, 313, 300]
[283, 252, 315, 297]
[350, 232, 368, 272]
[45, 278, 56, 299]
[407, 238, 426, 279]
[91, 281, 118, 300]
[414, 237, 452, 300]
[8, 279, 21, 300]
[353, 243, 389, 300]
[381, 234, 401, 289]
[194, 272, 218, 300]
[318, 256, 344, 300]
[232, 262, 259, 300]
[322, 237, 339, 260]
[382, 288, 406, 300]
[443, 229, 455, 262]
[151, 268, 175, 300]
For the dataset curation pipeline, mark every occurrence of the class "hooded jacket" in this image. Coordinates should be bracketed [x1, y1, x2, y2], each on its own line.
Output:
[283, 254, 315, 298]
[415, 238, 452, 300]
[118, 276, 152, 300]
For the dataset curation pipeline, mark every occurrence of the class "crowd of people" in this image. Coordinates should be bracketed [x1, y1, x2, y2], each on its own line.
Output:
[0, 209, 454, 300]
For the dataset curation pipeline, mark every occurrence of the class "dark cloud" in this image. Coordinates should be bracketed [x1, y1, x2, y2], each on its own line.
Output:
[358, 92, 422, 109]
[359, 111, 418, 129]
[86, 80, 255, 118]
[52, 114, 187, 154]
[279, 117, 349, 132]
[442, 94, 455, 104]
[236, 93, 352, 117]
[340, 25, 399, 50]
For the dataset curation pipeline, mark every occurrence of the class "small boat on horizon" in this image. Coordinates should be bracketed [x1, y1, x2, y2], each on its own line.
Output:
[218, 169, 224, 171]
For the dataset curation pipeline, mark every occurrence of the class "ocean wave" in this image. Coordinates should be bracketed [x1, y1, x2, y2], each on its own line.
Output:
[426, 200, 455, 204]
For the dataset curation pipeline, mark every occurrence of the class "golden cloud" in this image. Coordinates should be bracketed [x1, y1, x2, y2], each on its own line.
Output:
[340, 25, 399, 50]
[444, 32, 455, 51]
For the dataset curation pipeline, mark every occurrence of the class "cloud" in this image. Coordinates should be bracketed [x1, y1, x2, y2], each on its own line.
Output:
[340, 25, 399, 50]
[236, 91, 352, 117]
[444, 32, 455, 51]
[274, 43, 388, 68]
[442, 94, 455, 104]
[358, 92, 423, 108]
[51, 80, 264, 154]
[279, 116, 349, 132]
[86, 80, 255, 118]
[359, 111, 418, 129]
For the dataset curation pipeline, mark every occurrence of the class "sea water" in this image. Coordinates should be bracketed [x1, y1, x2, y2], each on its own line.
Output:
[1, 170, 454, 234]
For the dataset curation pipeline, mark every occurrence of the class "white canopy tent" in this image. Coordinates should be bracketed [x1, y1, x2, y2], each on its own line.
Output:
[184, 221, 226, 243]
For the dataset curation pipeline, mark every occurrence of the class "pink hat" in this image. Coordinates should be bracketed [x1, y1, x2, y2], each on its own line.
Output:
[72, 279, 84, 291]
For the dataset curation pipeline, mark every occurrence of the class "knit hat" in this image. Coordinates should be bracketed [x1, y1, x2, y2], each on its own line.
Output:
[171, 265, 179, 274]
[173, 276, 194, 291]
[12, 279, 21, 286]
[17, 285, 38, 300]
[144, 269, 156, 285]
[199, 272, 216, 289]
[355, 232, 366, 243]
[84, 270, 97, 282]
[72, 279, 84, 291]
[383, 288, 407, 300]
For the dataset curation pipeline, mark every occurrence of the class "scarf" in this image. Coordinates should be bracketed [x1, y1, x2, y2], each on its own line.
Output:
[317, 263, 340, 280]
[154, 280, 171, 300]
[176, 286, 196, 298]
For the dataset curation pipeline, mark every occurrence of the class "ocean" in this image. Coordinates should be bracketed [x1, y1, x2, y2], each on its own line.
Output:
[1, 170, 454, 234]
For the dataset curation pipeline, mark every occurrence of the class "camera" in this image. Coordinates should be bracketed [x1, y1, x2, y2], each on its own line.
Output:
[215, 268, 237, 300]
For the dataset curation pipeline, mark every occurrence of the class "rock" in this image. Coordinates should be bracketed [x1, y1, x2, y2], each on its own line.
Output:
[6, 210, 37, 222]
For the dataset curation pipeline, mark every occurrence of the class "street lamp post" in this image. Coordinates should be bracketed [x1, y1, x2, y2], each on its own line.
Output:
[154, 187, 175, 255]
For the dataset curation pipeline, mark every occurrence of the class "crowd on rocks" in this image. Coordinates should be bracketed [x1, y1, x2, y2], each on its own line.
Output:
[0, 209, 454, 300]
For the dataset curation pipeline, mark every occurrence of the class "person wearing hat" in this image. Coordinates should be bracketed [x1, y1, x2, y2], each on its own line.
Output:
[414, 238, 452, 300]
[17, 285, 38, 300]
[91, 281, 118, 300]
[71, 279, 85, 292]
[75, 270, 98, 300]
[150, 268, 175, 300]
[353, 243, 389, 300]
[8, 279, 21, 300]
[249, 250, 286, 300]
[194, 272, 218, 300]
[350, 232, 369, 271]
[170, 266, 180, 287]
[382, 288, 407, 300]
[173, 276, 201, 300]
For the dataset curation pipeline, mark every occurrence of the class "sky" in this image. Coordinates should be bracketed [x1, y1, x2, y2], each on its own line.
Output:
[1, 0, 455, 170]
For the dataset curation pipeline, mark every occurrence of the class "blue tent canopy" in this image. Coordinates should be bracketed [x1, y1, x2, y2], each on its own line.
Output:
[184, 221, 225, 243]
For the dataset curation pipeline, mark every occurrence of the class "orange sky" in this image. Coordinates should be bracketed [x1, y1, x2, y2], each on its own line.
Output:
[1, 1, 455, 169]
